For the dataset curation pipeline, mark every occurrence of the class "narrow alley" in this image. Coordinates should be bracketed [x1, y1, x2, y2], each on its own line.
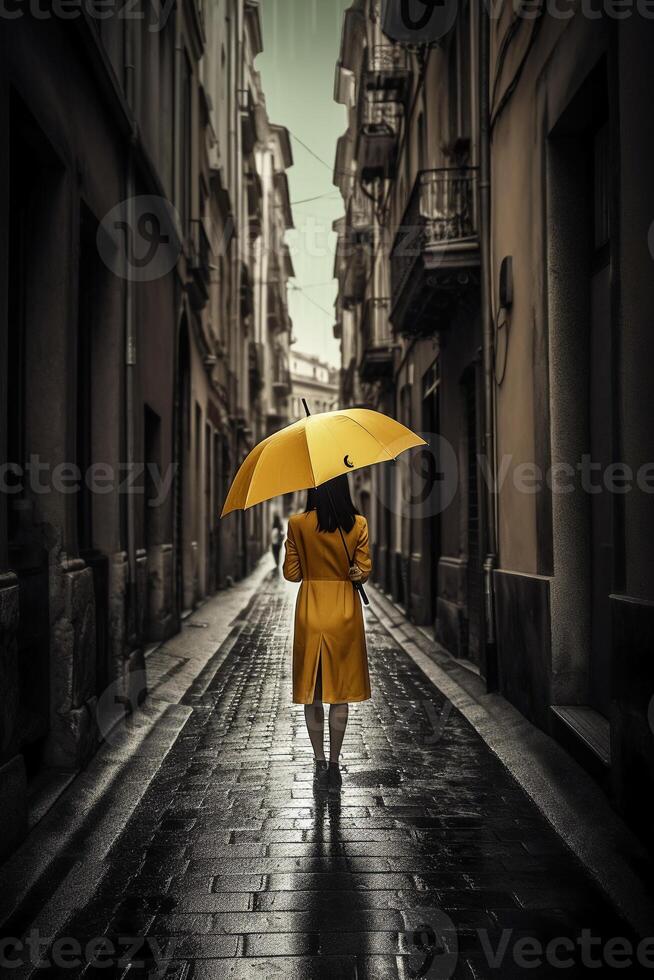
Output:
[2, 2, 654, 976]
[0, 565, 644, 979]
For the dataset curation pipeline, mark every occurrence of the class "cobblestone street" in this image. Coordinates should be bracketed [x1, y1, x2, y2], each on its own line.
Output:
[1, 570, 641, 979]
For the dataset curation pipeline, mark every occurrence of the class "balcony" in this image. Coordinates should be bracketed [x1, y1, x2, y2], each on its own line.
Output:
[360, 297, 395, 383]
[347, 182, 374, 237]
[246, 170, 263, 237]
[188, 219, 212, 311]
[391, 167, 480, 337]
[335, 218, 370, 310]
[272, 357, 291, 397]
[239, 88, 257, 154]
[342, 235, 369, 309]
[364, 44, 411, 99]
[358, 94, 402, 182]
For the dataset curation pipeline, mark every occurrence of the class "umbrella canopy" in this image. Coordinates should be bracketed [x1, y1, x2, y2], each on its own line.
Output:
[221, 407, 426, 517]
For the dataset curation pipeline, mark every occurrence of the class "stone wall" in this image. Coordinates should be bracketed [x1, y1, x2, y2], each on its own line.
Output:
[46, 556, 98, 770]
[0, 573, 25, 860]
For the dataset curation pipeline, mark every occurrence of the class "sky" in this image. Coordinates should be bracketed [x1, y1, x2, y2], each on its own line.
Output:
[257, 0, 350, 367]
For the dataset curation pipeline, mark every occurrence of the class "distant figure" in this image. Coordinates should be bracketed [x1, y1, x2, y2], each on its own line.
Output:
[271, 514, 284, 568]
[283, 474, 371, 794]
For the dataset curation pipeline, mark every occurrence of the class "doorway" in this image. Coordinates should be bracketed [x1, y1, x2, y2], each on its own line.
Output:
[462, 364, 483, 666]
[175, 318, 192, 616]
[547, 58, 615, 729]
[6, 93, 56, 776]
[419, 360, 441, 626]
[588, 119, 612, 718]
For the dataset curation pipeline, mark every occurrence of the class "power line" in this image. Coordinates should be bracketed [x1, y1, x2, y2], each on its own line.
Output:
[288, 130, 334, 174]
[289, 283, 334, 320]
[291, 191, 340, 206]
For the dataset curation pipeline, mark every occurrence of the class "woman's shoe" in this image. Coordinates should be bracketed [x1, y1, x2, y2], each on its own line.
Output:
[328, 761, 342, 793]
[313, 759, 329, 789]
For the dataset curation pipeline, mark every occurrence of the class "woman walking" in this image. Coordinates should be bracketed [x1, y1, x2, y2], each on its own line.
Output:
[283, 474, 371, 792]
[271, 513, 283, 568]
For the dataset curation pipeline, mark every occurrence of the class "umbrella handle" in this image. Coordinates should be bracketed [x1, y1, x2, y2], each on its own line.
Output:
[354, 581, 370, 606]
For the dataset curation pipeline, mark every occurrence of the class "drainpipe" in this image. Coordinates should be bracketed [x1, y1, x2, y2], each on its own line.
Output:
[479, 2, 498, 690]
[124, 27, 138, 643]
[232, 0, 245, 578]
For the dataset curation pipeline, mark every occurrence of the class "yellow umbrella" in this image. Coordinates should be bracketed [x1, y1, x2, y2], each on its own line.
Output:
[221, 401, 426, 605]
[221, 402, 425, 516]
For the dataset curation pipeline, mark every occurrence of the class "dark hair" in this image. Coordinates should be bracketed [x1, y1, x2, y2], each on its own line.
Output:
[305, 475, 359, 534]
[272, 513, 282, 530]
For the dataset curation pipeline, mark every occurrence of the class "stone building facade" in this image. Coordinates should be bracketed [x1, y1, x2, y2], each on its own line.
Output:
[333, 0, 654, 839]
[290, 350, 339, 419]
[0, 0, 293, 858]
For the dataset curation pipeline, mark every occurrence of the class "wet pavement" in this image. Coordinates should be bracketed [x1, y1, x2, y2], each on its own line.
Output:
[1, 570, 643, 978]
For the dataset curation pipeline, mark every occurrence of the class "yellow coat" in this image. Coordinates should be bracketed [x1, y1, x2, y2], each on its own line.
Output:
[283, 511, 372, 705]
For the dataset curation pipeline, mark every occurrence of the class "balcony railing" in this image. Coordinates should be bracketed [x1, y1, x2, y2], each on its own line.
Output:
[360, 297, 394, 382]
[358, 94, 402, 182]
[362, 95, 402, 130]
[347, 183, 373, 236]
[272, 352, 291, 396]
[365, 44, 411, 98]
[419, 168, 476, 246]
[391, 167, 479, 333]
[335, 217, 371, 309]
[362, 297, 393, 348]
[369, 44, 409, 73]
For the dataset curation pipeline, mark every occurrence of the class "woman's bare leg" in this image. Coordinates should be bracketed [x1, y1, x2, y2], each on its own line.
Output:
[304, 662, 325, 761]
[328, 703, 349, 763]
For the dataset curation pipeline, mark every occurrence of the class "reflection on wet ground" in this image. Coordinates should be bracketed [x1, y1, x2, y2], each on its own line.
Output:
[23, 576, 636, 978]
